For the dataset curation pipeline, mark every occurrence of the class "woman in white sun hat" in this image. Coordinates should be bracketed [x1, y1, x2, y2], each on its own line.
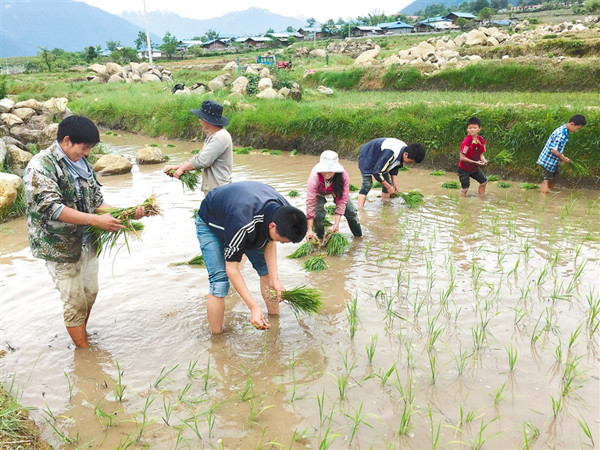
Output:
[305, 150, 362, 241]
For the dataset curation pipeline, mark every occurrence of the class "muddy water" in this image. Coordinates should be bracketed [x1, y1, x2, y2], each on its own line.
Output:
[1, 133, 599, 449]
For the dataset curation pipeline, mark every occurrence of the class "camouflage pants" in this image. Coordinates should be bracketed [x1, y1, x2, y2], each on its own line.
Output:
[46, 242, 99, 327]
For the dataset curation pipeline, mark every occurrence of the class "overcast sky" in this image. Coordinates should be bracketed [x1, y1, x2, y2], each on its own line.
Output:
[76, 0, 412, 22]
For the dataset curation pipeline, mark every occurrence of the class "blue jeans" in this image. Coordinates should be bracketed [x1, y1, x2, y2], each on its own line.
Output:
[359, 172, 392, 195]
[195, 217, 268, 298]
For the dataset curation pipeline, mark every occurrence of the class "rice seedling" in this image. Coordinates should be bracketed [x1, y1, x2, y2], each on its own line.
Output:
[346, 294, 359, 338]
[379, 362, 397, 386]
[319, 409, 340, 449]
[288, 190, 299, 197]
[506, 343, 518, 372]
[190, 148, 200, 154]
[349, 183, 359, 191]
[182, 413, 203, 441]
[520, 182, 539, 190]
[427, 350, 437, 384]
[324, 204, 336, 215]
[114, 360, 126, 402]
[154, 364, 179, 388]
[170, 254, 205, 266]
[586, 290, 600, 335]
[429, 170, 446, 176]
[568, 324, 582, 349]
[399, 190, 424, 208]
[428, 405, 441, 449]
[248, 398, 274, 424]
[471, 417, 499, 450]
[578, 417, 595, 446]
[498, 181, 512, 189]
[205, 404, 217, 438]
[551, 394, 562, 416]
[345, 403, 372, 445]
[523, 422, 540, 449]
[303, 254, 328, 272]
[316, 388, 325, 424]
[269, 150, 282, 155]
[453, 346, 471, 376]
[326, 232, 349, 256]
[561, 355, 584, 397]
[486, 174, 499, 182]
[398, 399, 414, 435]
[203, 356, 212, 391]
[162, 396, 172, 425]
[366, 334, 378, 364]
[491, 149, 514, 165]
[493, 383, 506, 406]
[88, 194, 161, 255]
[290, 149, 298, 155]
[42, 406, 79, 444]
[442, 181, 461, 189]
[95, 403, 118, 429]
[134, 394, 158, 442]
[279, 285, 324, 316]
[167, 169, 201, 191]
[64, 371, 74, 400]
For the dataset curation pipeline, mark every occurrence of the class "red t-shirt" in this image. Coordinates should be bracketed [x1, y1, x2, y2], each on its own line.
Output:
[459, 135, 486, 172]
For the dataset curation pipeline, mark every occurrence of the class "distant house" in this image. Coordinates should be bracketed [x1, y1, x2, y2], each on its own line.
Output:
[236, 37, 272, 49]
[445, 12, 476, 24]
[201, 39, 228, 52]
[269, 32, 303, 44]
[297, 27, 327, 39]
[377, 20, 414, 34]
[137, 47, 162, 59]
[415, 16, 453, 32]
[352, 26, 382, 37]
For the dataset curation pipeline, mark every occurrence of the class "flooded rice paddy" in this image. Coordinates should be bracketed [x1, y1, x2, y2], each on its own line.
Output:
[1, 133, 599, 449]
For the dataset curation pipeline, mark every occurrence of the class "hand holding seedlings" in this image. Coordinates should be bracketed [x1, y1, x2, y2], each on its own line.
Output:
[251, 306, 270, 330]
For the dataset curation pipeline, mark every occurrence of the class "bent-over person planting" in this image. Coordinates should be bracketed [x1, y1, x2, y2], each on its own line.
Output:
[357, 138, 426, 208]
[196, 181, 307, 333]
[23, 116, 152, 348]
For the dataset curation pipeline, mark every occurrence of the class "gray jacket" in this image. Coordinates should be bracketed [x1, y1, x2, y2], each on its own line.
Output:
[190, 128, 233, 194]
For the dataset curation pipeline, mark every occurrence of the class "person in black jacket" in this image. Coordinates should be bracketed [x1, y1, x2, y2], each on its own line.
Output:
[357, 138, 426, 208]
[196, 181, 307, 333]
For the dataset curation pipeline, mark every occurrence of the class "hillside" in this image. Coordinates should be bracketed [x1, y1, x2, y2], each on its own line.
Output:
[401, 0, 463, 15]
[119, 7, 307, 39]
[0, 0, 159, 57]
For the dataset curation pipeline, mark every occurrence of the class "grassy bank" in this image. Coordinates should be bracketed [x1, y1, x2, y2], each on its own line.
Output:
[67, 91, 600, 186]
[305, 61, 600, 92]
[0, 384, 49, 448]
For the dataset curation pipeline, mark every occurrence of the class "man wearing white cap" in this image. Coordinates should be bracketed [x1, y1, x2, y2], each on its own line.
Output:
[305, 150, 362, 240]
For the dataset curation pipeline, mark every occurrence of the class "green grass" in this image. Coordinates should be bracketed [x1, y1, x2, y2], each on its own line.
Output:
[0, 385, 45, 447]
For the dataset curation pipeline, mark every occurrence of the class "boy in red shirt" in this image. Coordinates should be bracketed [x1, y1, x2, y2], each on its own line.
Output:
[458, 117, 488, 197]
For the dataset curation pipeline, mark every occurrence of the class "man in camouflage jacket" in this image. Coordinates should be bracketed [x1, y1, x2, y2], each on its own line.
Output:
[24, 115, 145, 348]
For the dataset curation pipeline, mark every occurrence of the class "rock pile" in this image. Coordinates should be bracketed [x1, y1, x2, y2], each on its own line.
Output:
[0, 97, 70, 175]
[351, 18, 599, 72]
[326, 39, 377, 56]
[88, 62, 173, 84]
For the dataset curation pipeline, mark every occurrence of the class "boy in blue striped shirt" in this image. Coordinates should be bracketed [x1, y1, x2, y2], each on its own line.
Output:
[536, 114, 586, 193]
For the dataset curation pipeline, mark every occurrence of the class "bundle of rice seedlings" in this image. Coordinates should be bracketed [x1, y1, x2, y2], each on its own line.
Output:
[442, 181, 461, 189]
[498, 181, 512, 189]
[429, 170, 445, 176]
[288, 190, 299, 197]
[234, 147, 252, 154]
[520, 183, 539, 190]
[373, 181, 382, 188]
[167, 169, 201, 191]
[349, 183, 359, 192]
[323, 217, 333, 227]
[280, 286, 324, 316]
[326, 232, 349, 256]
[190, 148, 201, 154]
[290, 149, 298, 155]
[398, 166, 410, 172]
[487, 174, 499, 182]
[303, 255, 328, 272]
[569, 160, 589, 178]
[325, 204, 336, 215]
[87, 194, 161, 255]
[288, 242, 313, 259]
[261, 148, 270, 153]
[170, 254, 205, 267]
[400, 190, 425, 208]
[270, 150, 282, 155]
[190, 208, 198, 218]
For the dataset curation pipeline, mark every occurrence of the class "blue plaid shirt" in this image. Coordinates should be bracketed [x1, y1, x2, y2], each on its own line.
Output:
[536, 124, 569, 172]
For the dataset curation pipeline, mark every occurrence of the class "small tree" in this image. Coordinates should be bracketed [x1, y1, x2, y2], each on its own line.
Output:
[306, 17, 316, 27]
[456, 17, 469, 29]
[84, 45, 98, 62]
[205, 29, 220, 41]
[110, 47, 139, 64]
[585, 0, 600, 11]
[286, 25, 295, 32]
[134, 31, 148, 51]
[106, 40, 121, 52]
[37, 47, 53, 71]
[161, 31, 178, 59]
[478, 7, 495, 22]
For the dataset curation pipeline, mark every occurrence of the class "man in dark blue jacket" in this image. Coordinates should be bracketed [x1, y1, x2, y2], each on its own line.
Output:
[357, 138, 426, 208]
[197, 181, 307, 333]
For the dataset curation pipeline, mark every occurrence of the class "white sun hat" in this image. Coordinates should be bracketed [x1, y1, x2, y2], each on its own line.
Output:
[314, 150, 344, 173]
